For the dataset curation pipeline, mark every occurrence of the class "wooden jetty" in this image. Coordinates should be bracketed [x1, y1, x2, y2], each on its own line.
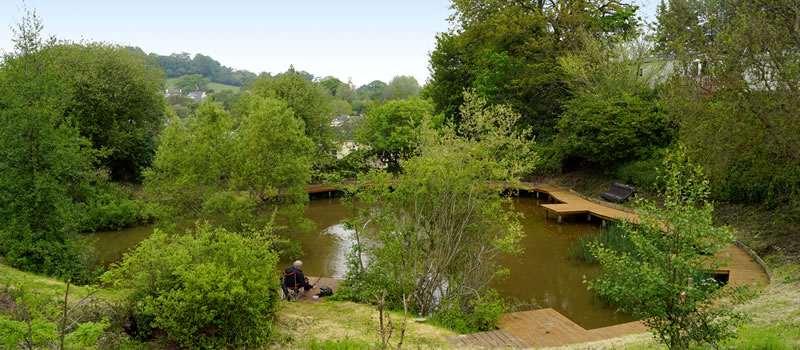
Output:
[445, 182, 770, 349]
[304, 182, 770, 348]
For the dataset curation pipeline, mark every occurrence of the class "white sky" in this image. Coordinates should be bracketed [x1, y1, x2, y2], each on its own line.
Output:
[0, 0, 660, 87]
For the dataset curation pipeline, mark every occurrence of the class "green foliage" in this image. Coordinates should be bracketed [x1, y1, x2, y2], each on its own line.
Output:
[247, 67, 336, 176]
[144, 99, 312, 253]
[0, 282, 111, 350]
[557, 91, 667, 164]
[354, 97, 439, 172]
[78, 183, 153, 232]
[568, 224, 635, 264]
[433, 290, 507, 333]
[656, 0, 800, 208]
[342, 93, 535, 330]
[102, 224, 280, 349]
[0, 8, 97, 283]
[154, 51, 257, 86]
[173, 74, 209, 92]
[615, 148, 668, 192]
[382, 75, 420, 100]
[589, 147, 751, 349]
[428, 0, 639, 133]
[48, 42, 166, 182]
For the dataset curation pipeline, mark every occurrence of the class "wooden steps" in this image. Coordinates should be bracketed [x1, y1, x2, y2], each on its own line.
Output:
[447, 308, 647, 349]
[446, 329, 528, 349]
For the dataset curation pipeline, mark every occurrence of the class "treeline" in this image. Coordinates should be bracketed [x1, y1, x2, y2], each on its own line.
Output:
[129, 47, 259, 86]
[425, 0, 800, 210]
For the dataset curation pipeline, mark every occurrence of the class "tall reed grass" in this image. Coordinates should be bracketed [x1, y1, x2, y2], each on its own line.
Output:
[568, 224, 636, 264]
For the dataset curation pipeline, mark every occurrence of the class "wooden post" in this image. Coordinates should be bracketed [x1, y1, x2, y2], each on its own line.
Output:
[536, 191, 540, 199]
[557, 215, 562, 224]
[602, 219, 607, 227]
[587, 213, 592, 222]
[328, 191, 332, 198]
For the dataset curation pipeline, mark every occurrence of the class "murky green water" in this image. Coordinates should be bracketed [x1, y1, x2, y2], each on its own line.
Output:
[87, 196, 632, 329]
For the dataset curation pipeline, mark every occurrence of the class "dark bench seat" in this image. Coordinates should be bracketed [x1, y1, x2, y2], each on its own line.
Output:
[601, 183, 636, 203]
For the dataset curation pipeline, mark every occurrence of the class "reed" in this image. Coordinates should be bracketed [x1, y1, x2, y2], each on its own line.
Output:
[568, 224, 636, 264]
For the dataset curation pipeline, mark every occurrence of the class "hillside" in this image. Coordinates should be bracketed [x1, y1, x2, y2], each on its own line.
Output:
[166, 77, 240, 93]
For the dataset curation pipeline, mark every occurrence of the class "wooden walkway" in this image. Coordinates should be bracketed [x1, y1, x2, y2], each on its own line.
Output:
[444, 182, 770, 349]
[448, 309, 647, 349]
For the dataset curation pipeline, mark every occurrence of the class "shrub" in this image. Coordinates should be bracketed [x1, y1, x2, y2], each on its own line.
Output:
[103, 224, 281, 349]
[615, 148, 668, 192]
[557, 91, 668, 165]
[432, 290, 507, 333]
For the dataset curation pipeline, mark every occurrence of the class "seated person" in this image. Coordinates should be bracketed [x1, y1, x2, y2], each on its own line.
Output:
[284, 260, 313, 292]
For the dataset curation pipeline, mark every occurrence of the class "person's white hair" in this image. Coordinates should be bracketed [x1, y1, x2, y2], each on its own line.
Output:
[293, 260, 303, 268]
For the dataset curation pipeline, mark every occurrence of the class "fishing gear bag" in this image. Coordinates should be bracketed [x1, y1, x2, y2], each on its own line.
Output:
[318, 286, 333, 297]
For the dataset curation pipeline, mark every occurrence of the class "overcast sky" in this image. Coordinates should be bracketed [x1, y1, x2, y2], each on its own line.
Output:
[1, 0, 660, 87]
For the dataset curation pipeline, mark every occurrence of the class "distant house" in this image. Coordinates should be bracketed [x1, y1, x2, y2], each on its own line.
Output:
[164, 89, 182, 98]
[186, 91, 207, 102]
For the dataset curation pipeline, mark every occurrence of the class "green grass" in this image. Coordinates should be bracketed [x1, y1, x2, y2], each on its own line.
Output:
[0, 262, 125, 302]
[166, 78, 240, 93]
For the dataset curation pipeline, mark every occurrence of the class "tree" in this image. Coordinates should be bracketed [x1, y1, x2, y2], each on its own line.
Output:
[357, 79, 387, 100]
[555, 34, 669, 165]
[319, 76, 344, 96]
[382, 75, 420, 100]
[589, 148, 750, 349]
[247, 67, 336, 175]
[355, 98, 438, 172]
[342, 93, 536, 331]
[174, 74, 210, 92]
[656, 0, 800, 206]
[427, 0, 639, 133]
[144, 98, 313, 255]
[0, 7, 96, 282]
[48, 42, 166, 182]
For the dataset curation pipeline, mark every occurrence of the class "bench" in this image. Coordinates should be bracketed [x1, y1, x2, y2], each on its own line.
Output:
[600, 183, 636, 203]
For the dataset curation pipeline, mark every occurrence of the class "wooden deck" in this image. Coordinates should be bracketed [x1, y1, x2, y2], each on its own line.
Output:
[446, 308, 647, 349]
[445, 182, 770, 349]
[303, 183, 769, 348]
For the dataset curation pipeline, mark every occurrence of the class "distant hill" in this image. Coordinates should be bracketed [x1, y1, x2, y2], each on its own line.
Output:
[128, 47, 258, 87]
[166, 78, 240, 93]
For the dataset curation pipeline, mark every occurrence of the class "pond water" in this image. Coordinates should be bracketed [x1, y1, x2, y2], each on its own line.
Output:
[87, 196, 632, 329]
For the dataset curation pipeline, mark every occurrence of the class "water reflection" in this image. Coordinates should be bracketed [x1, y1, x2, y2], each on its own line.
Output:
[89, 195, 632, 329]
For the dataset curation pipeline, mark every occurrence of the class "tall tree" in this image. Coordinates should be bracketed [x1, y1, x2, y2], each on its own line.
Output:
[247, 67, 336, 176]
[382, 75, 420, 100]
[656, 0, 800, 206]
[355, 98, 438, 172]
[144, 99, 313, 254]
[174, 73, 210, 92]
[427, 0, 639, 134]
[344, 92, 536, 329]
[49, 42, 166, 182]
[0, 8, 96, 282]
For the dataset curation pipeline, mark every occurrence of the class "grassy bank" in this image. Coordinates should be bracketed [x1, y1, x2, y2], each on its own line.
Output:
[1, 262, 455, 349]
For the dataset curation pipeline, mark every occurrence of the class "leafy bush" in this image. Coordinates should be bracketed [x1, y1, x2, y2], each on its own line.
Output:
[0, 283, 111, 350]
[78, 182, 154, 232]
[432, 290, 507, 333]
[103, 224, 281, 349]
[615, 148, 668, 192]
[557, 91, 668, 165]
